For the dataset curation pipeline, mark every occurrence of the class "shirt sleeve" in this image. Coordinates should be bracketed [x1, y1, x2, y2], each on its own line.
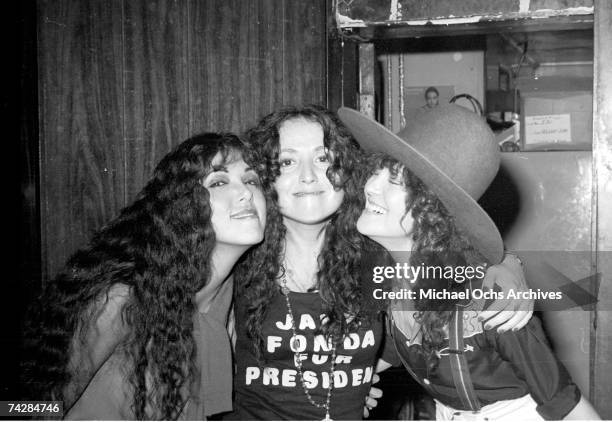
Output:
[63, 284, 132, 415]
[487, 316, 581, 420]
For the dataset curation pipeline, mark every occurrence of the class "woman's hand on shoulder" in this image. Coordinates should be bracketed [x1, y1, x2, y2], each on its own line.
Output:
[479, 253, 533, 333]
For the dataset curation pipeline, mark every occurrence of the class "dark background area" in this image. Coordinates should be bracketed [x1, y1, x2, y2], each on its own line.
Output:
[2, 0, 38, 401]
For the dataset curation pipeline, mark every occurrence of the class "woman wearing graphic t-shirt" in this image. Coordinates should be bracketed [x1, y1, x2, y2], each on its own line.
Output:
[228, 105, 533, 420]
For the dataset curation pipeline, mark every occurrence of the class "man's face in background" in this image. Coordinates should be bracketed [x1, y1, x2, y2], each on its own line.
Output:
[425, 91, 439, 108]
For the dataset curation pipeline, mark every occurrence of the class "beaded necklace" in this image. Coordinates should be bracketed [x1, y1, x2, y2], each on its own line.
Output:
[280, 271, 336, 421]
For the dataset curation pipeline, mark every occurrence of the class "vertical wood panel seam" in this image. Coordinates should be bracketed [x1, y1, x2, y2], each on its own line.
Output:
[186, 0, 191, 136]
[282, 0, 286, 104]
[121, 0, 127, 208]
[325, 0, 331, 107]
[36, 0, 47, 280]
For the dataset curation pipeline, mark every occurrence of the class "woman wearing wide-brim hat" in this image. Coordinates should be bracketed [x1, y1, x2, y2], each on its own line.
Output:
[339, 105, 600, 420]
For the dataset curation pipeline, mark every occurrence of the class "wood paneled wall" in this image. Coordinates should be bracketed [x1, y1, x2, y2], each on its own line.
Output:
[37, 0, 327, 278]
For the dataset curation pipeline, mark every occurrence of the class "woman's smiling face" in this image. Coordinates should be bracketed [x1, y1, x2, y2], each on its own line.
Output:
[202, 152, 267, 247]
[357, 166, 414, 247]
[274, 118, 344, 226]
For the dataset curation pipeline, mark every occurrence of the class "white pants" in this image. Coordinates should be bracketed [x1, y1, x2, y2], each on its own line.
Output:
[435, 394, 544, 421]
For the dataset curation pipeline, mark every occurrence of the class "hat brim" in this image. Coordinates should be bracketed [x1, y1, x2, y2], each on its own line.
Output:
[338, 107, 503, 264]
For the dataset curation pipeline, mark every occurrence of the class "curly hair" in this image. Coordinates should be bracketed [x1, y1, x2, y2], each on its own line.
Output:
[365, 154, 486, 365]
[21, 133, 250, 419]
[234, 105, 376, 359]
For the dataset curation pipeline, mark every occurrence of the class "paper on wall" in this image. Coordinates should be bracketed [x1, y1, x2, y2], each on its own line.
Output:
[524, 114, 572, 145]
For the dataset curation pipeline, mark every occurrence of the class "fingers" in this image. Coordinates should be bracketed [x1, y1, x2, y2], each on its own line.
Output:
[480, 301, 534, 333]
[478, 296, 514, 326]
[363, 397, 377, 418]
[368, 386, 383, 399]
[495, 310, 531, 333]
[365, 396, 378, 408]
[481, 310, 514, 332]
[364, 396, 378, 417]
[479, 286, 535, 332]
[488, 296, 514, 314]
[363, 383, 383, 417]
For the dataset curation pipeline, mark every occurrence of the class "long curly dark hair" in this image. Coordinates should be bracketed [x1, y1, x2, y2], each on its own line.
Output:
[234, 105, 375, 359]
[22, 133, 250, 419]
[365, 154, 486, 360]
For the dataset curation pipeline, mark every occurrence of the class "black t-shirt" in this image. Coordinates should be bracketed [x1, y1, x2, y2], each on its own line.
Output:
[228, 291, 384, 420]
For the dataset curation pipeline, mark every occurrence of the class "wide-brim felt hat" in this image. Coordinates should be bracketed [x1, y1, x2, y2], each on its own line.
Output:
[338, 105, 503, 264]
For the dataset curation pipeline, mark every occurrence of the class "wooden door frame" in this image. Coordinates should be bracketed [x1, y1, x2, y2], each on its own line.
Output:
[592, 1, 612, 415]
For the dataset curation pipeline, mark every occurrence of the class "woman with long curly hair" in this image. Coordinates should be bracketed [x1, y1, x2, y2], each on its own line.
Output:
[228, 105, 532, 420]
[339, 105, 600, 420]
[21, 133, 267, 420]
